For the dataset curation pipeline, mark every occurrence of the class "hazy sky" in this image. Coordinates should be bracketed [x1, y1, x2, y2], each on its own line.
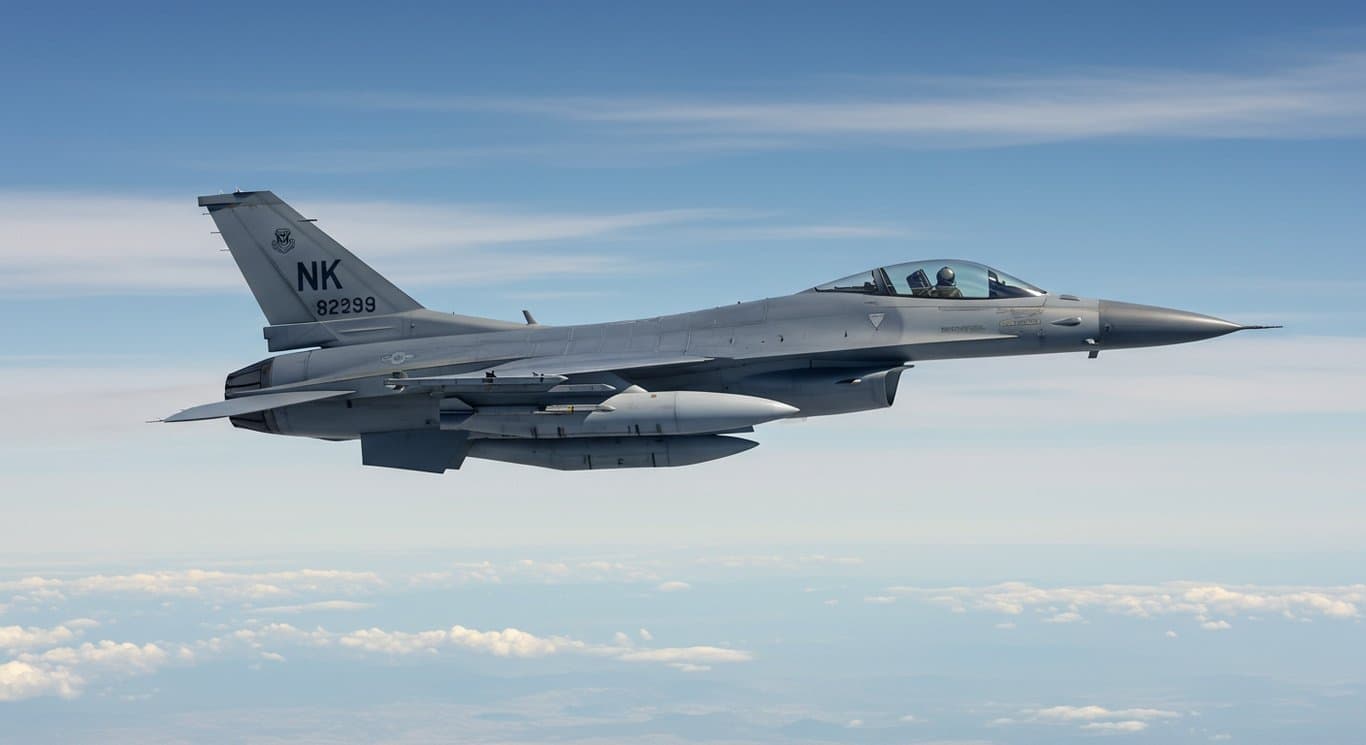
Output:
[1, 2, 1364, 740]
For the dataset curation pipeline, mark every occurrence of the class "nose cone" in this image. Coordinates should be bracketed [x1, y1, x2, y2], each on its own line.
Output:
[1099, 300, 1244, 349]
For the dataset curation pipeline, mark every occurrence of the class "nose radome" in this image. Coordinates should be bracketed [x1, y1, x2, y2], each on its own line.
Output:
[1098, 300, 1244, 349]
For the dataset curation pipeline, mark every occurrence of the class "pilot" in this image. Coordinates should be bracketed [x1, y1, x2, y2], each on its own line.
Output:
[931, 266, 962, 298]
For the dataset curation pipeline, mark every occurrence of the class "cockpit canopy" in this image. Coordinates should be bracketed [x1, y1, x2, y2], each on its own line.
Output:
[813, 260, 1045, 299]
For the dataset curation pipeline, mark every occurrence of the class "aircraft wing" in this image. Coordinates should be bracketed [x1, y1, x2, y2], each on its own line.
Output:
[163, 353, 713, 421]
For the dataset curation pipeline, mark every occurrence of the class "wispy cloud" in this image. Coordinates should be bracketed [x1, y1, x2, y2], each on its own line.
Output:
[0, 660, 81, 701]
[0, 620, 98, 652]
[3, 640, 190, 702]
[303, 52, 1366, 150]
[0, 192, 890, 294]
[884, 580, 1365, 629]
[995, 704, 1182, 736]
[0, 559, 673, 610]
[251, 600, 375, 615]
[695, 224, 912, 241]
[0, 194, 710, 294]
[185, 137, 801, 173]
[0, 568, 385, 605]
[1034, 705, 1181, 723]
[0, 617, 752, 701]
[289, 619, 755, 671]
[0, 557, 778, 700]
[695, 554, 864, 569]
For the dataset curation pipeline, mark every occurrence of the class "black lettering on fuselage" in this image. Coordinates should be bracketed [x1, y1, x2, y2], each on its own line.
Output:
[296, 260, 344, 291]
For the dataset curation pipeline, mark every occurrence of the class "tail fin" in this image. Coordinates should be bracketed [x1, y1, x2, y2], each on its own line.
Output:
[199, 191, 423, 325]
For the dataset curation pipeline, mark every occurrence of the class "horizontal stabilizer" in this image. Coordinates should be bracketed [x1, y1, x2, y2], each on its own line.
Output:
[160, 390, 352, 423]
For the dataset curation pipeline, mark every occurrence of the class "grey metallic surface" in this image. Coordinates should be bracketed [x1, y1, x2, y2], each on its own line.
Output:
[162, 389, 353, 422]
[468, 435, 759, 470]
[1099, 300, 1245, 349]
[455, 391, 798, 439]
[164, 190, 1278, 473]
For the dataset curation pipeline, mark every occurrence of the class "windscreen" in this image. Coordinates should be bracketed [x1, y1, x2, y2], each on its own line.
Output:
[987, 267, 1046, 298]
[813, 270, 881, 294]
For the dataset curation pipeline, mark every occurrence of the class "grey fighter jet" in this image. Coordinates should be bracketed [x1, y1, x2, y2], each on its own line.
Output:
[163, 191, 1276, 472]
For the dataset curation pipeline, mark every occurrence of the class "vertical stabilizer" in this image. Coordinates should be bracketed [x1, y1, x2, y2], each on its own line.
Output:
[199, 191, 423, 325]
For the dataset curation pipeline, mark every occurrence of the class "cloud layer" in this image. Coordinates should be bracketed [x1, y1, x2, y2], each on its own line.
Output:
[306, 52, 1366, 151]
[0, 193, 900, 294]
[0, 617, 753, 702]
[884, 580, 1366, 630]
[1, 568, 385, 605]
[5, 556, 1360, 702]
[995, 704, 1183, 735]
[0, 559, 770, 700]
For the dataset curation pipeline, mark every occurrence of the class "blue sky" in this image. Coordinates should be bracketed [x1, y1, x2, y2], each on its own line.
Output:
[1, 2, 1365, 740]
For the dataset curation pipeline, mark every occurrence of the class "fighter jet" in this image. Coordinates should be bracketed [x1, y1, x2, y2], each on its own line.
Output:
[162, 191, 1276, 472]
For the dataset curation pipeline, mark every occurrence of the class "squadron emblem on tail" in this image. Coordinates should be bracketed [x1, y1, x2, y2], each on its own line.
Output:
[270, 227, 295, 254]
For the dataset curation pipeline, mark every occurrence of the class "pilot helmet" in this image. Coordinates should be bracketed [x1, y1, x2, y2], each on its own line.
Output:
[937, 266, 956, 285]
